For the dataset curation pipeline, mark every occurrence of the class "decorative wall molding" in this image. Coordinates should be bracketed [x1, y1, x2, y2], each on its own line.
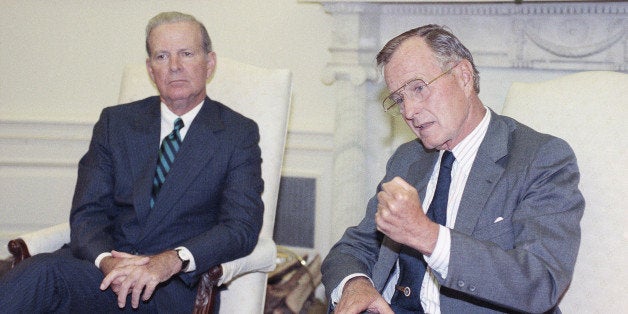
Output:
[320, 2, 627, 71]
[379, 2, 627, 15]
[0, 119, 92, 168]
[522, 19, 624, 59]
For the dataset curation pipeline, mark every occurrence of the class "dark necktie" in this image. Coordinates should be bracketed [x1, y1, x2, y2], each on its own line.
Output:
[426, 150, 455, 225]
[150, 118, 184, 208]
[390, 151, 455, 313]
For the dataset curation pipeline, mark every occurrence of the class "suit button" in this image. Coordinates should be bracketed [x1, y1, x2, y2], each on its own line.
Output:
[457, 280, 465, 288]
[469, 285, 476, 292]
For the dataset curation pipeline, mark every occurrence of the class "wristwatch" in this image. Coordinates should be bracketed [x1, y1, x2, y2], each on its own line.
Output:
[175, 248, 191, 272]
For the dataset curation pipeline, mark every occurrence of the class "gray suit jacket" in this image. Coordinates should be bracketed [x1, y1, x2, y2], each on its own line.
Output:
[321, 112, 584, 313]
[70, 96, 264, 290]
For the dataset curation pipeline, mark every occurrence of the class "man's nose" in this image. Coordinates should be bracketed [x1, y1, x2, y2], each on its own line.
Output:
[169, 56, 182, 71]
[402, 96, 423, 120]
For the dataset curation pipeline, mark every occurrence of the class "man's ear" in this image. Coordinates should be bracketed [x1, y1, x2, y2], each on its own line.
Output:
[146, 58, 156, 82]
[206, 51, 217, 80]
[457, 59, 475, 95]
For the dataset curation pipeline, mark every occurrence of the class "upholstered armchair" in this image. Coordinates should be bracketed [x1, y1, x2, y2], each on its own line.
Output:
[501, 71, 627, 313]
[8, 57, 292, 313]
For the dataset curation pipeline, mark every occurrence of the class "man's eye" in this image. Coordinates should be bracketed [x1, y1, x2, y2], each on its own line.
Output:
[155, 54, 167, 60]
[391, 95, 404, 104]
[413, 83, 427, 93]
[183, 51, 194, 57]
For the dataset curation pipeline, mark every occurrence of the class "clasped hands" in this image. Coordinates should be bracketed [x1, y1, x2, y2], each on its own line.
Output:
[99, 250, 182, 309]
[335, 177, 440, 314]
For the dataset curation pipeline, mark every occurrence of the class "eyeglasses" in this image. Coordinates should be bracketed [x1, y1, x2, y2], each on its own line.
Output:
[382, 62, 460, 116]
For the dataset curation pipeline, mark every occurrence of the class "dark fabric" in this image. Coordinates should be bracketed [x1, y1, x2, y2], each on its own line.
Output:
[0, 247, 195, 313]
[426, 151, 455, 226]
[390, 151, 455, 313]
[391, 246, 427, 313]
[0, 259, 11, 278]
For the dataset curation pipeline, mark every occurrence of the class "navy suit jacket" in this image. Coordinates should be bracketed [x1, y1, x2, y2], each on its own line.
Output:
[321, 112, 585, 313]
[69, 96, 264, 290]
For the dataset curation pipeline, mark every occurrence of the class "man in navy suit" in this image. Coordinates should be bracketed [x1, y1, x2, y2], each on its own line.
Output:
[0, 12, 263, 312]
[321, 25, 584, 313]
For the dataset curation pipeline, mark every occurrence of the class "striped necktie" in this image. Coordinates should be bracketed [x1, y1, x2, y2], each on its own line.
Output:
[150, 118, 184, 208]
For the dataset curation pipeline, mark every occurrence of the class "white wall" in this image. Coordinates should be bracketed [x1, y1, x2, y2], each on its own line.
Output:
[0, 0, 335, 133]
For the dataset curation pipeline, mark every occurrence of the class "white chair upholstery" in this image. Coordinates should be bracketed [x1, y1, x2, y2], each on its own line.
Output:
[14, 57, 292, 313]
[14, 222, 70, 257]
[501, 71, 628, 313]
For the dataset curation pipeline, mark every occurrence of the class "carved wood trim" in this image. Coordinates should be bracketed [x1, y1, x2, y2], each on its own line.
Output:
[192, 265, 223, 314]
[8, 238, 31, 268]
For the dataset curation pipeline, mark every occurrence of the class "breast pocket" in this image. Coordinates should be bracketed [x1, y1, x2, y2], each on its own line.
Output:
[472, 219, 515, 250]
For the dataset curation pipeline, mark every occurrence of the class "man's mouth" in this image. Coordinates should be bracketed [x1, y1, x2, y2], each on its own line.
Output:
[169, 79, 187, 85]
[416, 121, 434, 130]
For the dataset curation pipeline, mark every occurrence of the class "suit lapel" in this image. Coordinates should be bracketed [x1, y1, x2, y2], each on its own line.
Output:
[453, 113, 510, 234]
[129, 98, 161, 225]
[139, 97, 224, 239]
[407, 148, 439, 202]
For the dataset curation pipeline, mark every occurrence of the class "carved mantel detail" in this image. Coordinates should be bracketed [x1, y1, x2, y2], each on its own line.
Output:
[318, 1, 627, 72]
[376, 2, 626, 71]
[321, 3, 381, 85]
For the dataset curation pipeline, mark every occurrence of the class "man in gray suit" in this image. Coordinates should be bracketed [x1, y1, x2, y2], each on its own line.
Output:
[0, 12, 263, 312]
[321, 25, 584, 313]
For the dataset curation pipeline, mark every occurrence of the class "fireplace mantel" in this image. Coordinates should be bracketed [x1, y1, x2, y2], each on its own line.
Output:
[312, 1, 626, 73]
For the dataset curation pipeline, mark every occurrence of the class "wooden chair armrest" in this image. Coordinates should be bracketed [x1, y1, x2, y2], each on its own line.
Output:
[8, 238, 31, 267]
[193, 265, 223, 314]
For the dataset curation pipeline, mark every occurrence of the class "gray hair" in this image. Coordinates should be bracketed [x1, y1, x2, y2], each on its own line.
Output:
[376, 25, 480, 94]
[145, 11, 212, 56]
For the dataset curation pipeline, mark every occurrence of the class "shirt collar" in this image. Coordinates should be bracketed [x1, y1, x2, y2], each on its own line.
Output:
[450, 107, 491, 162]
[160, 99, 205, 140]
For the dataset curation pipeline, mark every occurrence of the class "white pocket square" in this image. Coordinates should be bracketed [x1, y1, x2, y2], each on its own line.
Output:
[494, 217, 504, 223]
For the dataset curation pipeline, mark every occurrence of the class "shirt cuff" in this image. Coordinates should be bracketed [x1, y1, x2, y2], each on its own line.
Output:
[95, 252, 112, 269]
[174, 246, 197, 273]
[330, 273, 373, 306]
[424, 225, 451, 279]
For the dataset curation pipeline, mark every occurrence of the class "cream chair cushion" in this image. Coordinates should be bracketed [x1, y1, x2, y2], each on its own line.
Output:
[502, 71, 628, 313]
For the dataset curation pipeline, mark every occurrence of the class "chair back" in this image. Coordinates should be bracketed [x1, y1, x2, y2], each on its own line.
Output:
[502, 71, 628, 313]
[118, 57, 292, 313]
